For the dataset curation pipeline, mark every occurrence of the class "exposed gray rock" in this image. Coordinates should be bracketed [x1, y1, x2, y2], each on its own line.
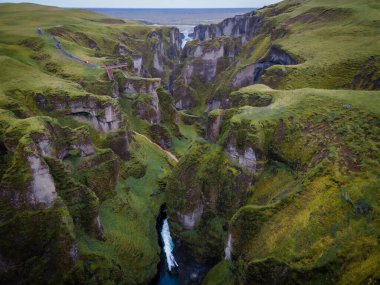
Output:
[171, 38, 240, 109]
[35, 94, 123, 133]
[232, 46, 297, 88]
[69, 245, 79, 263]
[177, 203, 204, 230]
[125, 77, 161, 124]
[231, 63, 256, 88]
[93, 215, 106, 241]
[114, 43, 130, 56]
[167, 27, 182, 59]
[207, 111, 223, 143]
[70, 103, 121, 132]
[207, 99, 222, 112]
[36, 133, 95, 160]
[226, 144, 257, 173]
[27, 155, 57, 207]
[148, 31, 165, 77]
[110, 80, 120, 98]
[194, 11, 263, 44]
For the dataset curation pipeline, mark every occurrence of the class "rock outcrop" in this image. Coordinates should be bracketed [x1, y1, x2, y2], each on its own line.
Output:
[194, 11, 263, 44]
[27, 154, 57, 207]
[225, 143, 257, 173]
[146, 28, 181, 78]
[149, 31, 165, 77]
[167, 27, 182, 59]
[207, 110, 224, 143]
[208, 46, 297, 108]
[171, 38, 240, 109]
[224, 233, 233, 260]
[232, 46, 297, 88]
[125, 77, 161, 124]
[177, 203, 204, 230]
[166, 144, 252, 260]
[35, 93, 123, 132]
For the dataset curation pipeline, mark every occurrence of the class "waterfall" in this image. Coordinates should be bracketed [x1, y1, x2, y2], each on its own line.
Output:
[224, 233, 233, 260]
[181, 27, 194, 48]
[161, 219, 178, 271]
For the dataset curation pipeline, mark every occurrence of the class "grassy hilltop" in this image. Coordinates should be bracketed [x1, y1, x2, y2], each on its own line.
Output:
[0, 0, 379, 284]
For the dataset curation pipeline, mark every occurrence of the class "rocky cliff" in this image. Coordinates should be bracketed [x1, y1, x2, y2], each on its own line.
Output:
[171, 37, 241, 109]
[166, 144, 252, 260]
[125, 77, 162, 124]
[0, 113, 117, 282]
[142, 27, 182, 81]
[0, 1, 379, 284]
[35, 92, 124, 132]
[194, 11, 263, 44]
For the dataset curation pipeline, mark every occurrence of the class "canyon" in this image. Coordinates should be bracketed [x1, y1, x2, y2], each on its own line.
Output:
[0, 0, 379, 284]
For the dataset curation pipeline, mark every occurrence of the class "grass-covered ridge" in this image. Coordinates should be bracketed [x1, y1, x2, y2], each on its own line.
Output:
[0, 3, 188, 283]
[203, 0, 380, 104]
[0, 0, 379, 284]
[202, 84, 380, 284]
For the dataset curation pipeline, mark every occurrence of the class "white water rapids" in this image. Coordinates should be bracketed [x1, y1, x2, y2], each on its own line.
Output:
[181, 27, 194, 48]
[161, 219, 178, 271]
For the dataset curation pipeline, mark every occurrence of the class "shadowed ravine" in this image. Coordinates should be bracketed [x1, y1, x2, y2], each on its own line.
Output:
[153, 205, 212, 285]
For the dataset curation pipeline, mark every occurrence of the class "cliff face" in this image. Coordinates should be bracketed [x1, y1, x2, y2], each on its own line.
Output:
[125, 77, 162, 124]
[194, 11, 263, 44]
[167, 27, 182, 59]
[142, 28, 182, 80]
[0, 115, 115, 282]
[1, 1, 379, 284]
[166, 144, 252, 260]
[170, 10, 299, 110]
[35, 93, 123, 133]
[171, 38, 241, 109]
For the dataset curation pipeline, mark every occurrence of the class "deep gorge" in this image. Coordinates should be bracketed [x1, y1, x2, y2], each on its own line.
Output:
[0, 1, 379, 284]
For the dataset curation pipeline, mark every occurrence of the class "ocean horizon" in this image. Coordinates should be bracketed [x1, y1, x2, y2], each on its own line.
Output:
[82, 8, 255, 27]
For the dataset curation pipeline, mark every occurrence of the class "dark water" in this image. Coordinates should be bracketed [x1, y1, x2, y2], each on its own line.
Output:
[153, 205, 212, 285]
[155, 239, 212, 285]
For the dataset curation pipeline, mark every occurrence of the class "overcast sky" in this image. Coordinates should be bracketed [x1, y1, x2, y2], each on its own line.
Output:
[0, 0, 281, 8]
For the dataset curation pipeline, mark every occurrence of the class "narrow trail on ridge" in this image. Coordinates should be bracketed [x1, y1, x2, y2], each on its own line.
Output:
[132, 131, 179, 163]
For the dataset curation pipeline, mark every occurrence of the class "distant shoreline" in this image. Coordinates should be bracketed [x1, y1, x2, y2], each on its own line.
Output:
[75, 8, 256, 27]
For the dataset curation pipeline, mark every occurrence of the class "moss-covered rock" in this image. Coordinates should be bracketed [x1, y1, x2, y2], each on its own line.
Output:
[76, 150, 120, 201]
[166, 143, 251, 261]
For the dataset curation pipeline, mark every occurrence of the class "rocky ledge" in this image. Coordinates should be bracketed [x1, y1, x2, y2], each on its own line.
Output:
[125, 77, 162, 124]
[194, 11, 263, 44]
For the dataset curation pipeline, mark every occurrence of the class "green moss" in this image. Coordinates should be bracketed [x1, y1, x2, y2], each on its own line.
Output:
[0, 207, 76, 284]
[45, 157, 100, 234]
[124, 156, 147, 179]
[203, 261, 239, 285]
[166, 144, 251, 260]
[76, 150, 120, 201]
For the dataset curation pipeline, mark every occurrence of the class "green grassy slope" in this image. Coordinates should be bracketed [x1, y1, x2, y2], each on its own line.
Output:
[0, 3, 187, 284]
[263, 0, 380, 89]
[203, 85, 380, 284]
[210, 0, 380, 102]
[163, 0, 380, 283]
[0, 0, 379, 284]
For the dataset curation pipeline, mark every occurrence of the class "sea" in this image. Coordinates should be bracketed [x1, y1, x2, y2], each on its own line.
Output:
[85, 8, 255, 47]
